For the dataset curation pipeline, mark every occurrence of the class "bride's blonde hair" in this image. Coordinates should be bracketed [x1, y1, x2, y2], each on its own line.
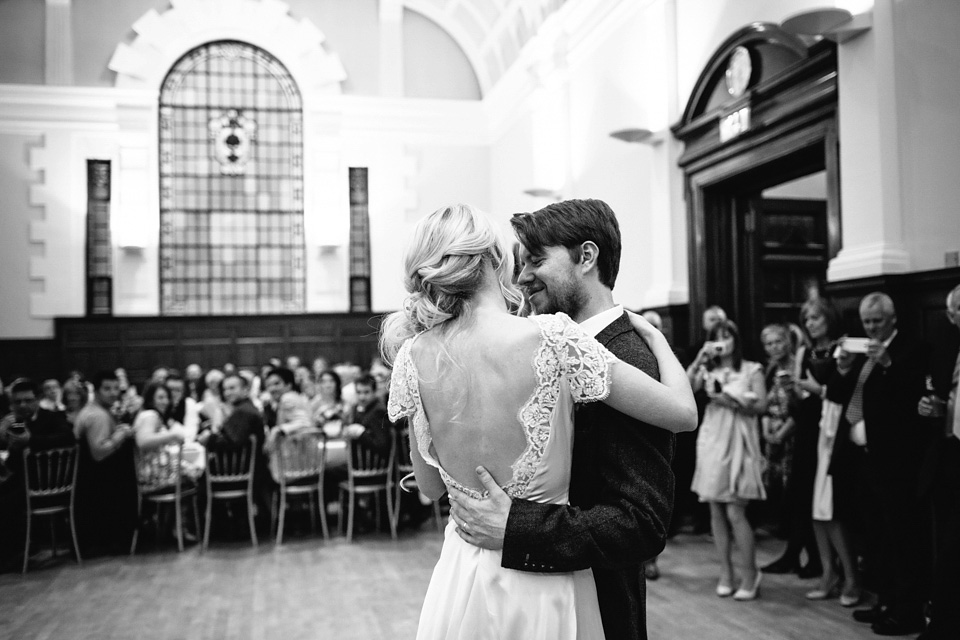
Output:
[380, 203, 522, 364]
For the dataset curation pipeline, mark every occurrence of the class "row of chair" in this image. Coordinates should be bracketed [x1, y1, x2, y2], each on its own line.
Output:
[18, 427, 443, 573]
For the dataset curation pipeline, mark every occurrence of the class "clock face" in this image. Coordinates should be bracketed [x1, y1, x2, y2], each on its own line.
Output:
[725, 46, 753, 98]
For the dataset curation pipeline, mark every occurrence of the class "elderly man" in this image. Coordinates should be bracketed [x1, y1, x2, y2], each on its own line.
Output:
[915, 283, 960, 640]
[828, 292, 932, 636]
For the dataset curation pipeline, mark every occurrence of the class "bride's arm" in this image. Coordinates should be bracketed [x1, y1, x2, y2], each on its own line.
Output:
[407, 428, 447, 501]
[601, 312, 697, 433]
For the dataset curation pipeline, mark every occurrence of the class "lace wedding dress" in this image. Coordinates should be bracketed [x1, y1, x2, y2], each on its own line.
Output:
[389, 313, 613, 640]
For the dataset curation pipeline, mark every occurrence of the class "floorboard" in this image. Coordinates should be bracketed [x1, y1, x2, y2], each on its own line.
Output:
[0, 528, 882, 640]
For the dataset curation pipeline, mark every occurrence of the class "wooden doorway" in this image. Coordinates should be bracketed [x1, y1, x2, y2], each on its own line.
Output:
[673, 24, 840, 357]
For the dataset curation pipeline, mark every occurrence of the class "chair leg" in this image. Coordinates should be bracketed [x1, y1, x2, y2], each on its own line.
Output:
[270, 491, 278, 537]
[308, 492, 317, 533]
[386, 486, 397, 541]
[203, 494, 213, 552]
[247, 493, 258, 547]
[22, 510, 32, 575]
[49, 517, 58, 558]
[318, 486, 330, 541]
[175, 497, 184, 553]
[130, 495, 142, 556]
[346, 490, 355, 543]
[276, 488, 286, 546]
[192, 494, 201, 541]
[69, 503, 82, 565]
[374, 493, 382, 530]
[392, 481, 402, 533]
[337, 488, 345, 536]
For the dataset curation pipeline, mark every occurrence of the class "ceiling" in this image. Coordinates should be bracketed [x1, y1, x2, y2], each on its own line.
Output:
[403, 0, 569, 94]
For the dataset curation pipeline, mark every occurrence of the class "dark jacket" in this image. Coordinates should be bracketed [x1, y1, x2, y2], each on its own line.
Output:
[501, 312, 676, 640]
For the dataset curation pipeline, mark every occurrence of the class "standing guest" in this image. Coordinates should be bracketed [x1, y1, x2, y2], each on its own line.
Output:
[758, 324, 799, 546]
[828, 292, 931, 635]
[795, 299, 859, 603]
[62, 379, 87, 432]
[39, 378, 64, 412]
[688, 320, 767, 601]
[75, 371, 137, 556]
[0, 378, 76, 567]
[915, 283, 960, 640]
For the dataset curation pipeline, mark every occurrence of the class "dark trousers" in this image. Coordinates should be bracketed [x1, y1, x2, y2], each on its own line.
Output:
[928, 437, 960, 637]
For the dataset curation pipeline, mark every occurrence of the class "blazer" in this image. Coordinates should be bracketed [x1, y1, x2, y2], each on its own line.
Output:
[501, 312, 676, 640]
[826, 332, 931, 482]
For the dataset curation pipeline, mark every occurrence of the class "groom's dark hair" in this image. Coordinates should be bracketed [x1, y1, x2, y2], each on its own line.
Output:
[511, 198, 621, 289]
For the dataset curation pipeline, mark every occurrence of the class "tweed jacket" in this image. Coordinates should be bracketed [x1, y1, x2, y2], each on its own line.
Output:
[501, 312, 676, 640]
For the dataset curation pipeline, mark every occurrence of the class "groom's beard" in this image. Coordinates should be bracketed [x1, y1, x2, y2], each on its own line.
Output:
[527, 279, 588, 319]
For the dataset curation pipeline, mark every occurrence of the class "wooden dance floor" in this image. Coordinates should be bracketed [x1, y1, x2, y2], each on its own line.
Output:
[0, 527, 880, 640]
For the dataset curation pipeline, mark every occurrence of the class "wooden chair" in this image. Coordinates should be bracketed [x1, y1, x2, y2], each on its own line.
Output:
[270, 428, 328, 545]
[338, 432, 396, 542]
[131, 444, 200, 554]
[22, 445, 81, 574]
[203, 435, 258, 551]
[392, 428, 444, 535]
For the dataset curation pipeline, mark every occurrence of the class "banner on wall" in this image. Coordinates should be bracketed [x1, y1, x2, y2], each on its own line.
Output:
[349, 167, 371, 313]
[86, 159, 113, 316]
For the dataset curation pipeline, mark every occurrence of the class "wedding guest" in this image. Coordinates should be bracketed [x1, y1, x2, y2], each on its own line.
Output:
[62, 379, 87, 432]
[343, 374, 392, 456]
[166, 371, 201, 442]
[199, 369, 226, 431]
[915, 283, 960, 640]
[688, 320, 767, 601]
[185, 363, 204, 401]
[310, 370, 345, 432]
[828, 292, 931, 635]
[75, 371, 137, 555]
[262, 367, 312, 457]
[39, 378, 64, 412]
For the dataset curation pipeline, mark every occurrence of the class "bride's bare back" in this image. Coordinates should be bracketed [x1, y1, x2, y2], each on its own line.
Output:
[411, 312, 544, 495]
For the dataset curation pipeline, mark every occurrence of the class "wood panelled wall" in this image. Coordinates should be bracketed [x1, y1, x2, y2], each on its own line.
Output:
[1, 313, 384, 385]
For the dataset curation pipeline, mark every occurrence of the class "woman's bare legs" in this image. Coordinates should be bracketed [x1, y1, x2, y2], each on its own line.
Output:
[813, 520, 837, 591]
[726, 502, 758, 587]
[827, 521, 860, 596]
[710, 502, 734, 587]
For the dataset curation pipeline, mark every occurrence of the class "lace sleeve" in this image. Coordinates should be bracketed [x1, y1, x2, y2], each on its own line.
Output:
[387, 340, 417, 422]
[537, 313, 618, 403]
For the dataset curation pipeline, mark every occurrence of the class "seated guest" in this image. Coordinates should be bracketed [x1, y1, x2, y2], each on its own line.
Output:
[294, 366, 316, 400]
[310, 370, 345, 434]
[75, 371, 138, 555]
[185, 363, 204, 402]
[62, 379, 87, 433]
[263, 367, 312, 451]
[342, 374, 392, 456]
[201, 373, 271, 519]
[199, 369, 226, 431]
[134, 382, 203, 482]
[166, 371, 201, 442]
[38, 378, 64, 412]
[0, 378, 75, 567]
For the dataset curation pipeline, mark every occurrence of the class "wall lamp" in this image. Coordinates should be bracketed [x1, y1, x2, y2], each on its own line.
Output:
[522, 188, 562, 201]
[609, 128, 664, 146]
[780, 7, 872, 43]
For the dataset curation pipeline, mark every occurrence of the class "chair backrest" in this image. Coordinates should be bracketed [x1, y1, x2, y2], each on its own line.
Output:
[347, 431, 395, 480]
[135, 445, 183, 493]
[275, 428, 325, 483]
[207, 435, 257, 483]
[23, 445, 79, 499]
[395, 427, 414, 474]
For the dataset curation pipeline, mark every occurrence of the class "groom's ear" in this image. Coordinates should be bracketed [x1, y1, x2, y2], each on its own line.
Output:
[579, 241, 600, 274]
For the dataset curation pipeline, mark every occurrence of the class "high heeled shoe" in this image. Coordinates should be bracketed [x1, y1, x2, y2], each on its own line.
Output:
[733, 571, 762, 601]
[805, 576, 840, 600]
[716, 579, 734, 598]
[839, 585, 862, 607]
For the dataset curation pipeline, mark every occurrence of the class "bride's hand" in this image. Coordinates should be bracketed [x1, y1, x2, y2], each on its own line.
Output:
[625, 310, 660, 341]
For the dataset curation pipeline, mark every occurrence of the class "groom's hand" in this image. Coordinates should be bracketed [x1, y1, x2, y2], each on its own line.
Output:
[448, 466, 510, 550]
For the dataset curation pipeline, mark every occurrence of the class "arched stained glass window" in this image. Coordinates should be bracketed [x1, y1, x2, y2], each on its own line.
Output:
[158, 40, 305, 315]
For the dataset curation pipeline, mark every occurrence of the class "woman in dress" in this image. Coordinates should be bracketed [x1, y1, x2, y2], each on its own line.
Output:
[799, 298, 861, 605]
[310, 370, 345, 434]
[381, 204, 696, 640]
[134, 382, 204, 481]
[687, 319, 767, 600]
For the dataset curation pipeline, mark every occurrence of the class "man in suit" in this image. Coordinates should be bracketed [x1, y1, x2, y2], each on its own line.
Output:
[827, 292, 932, 636]
[448, 199, 676, 640]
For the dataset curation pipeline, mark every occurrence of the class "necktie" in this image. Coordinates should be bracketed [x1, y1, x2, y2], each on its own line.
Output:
[844, 358, 875, 426]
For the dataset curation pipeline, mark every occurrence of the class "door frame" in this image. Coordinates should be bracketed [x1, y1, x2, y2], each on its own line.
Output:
[672, 24, 841, 348]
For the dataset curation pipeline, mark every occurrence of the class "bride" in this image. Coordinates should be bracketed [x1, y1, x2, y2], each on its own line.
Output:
[381, 203, 696, 639]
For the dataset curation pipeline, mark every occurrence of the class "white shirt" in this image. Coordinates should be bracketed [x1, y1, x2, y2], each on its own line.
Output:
[578, 304, 624, 338]
[849, 329, 898, 446]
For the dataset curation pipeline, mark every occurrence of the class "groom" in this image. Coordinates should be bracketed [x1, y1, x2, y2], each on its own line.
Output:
[448, 199, 676, 640]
